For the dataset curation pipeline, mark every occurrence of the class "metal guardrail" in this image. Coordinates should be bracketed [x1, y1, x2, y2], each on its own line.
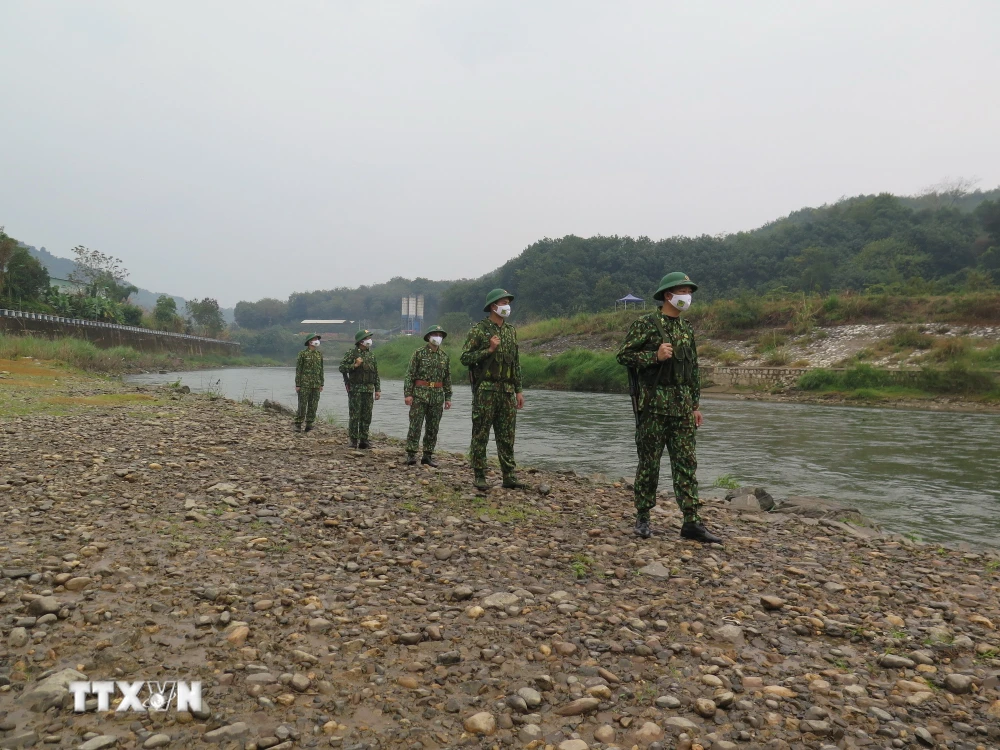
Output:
[0, 308, 238, 347]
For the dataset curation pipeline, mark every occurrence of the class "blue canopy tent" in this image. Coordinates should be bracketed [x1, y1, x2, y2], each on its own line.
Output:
[616, 293, 645, 311]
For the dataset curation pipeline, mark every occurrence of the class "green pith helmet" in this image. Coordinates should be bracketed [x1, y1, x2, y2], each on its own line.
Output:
[355, 329, 373, 344]
[304, 333, 321, 346]
[653, 272, 698, 301]
[483, 287, 515, 312]
[423, 325, 448, 342]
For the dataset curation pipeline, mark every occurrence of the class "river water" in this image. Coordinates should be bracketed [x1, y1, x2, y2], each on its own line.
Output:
[127, 367, 1000, 547]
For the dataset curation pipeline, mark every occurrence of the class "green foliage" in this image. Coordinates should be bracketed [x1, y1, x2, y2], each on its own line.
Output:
[762, 348, 791, 366]
[153, 295, 185, 332]
[0, 228, 17, 299]
[229, 189, 1000, 329]
[234, 297, 287, 329]
[695, 296, 765, 336]
[437, 311, 475, 337]
[1, 228, 52, 305]
[924, 336, 971, 362]
[716, 349, 745, 365]
[712, 474, 741, 489]
[754, 331, 788, 354]
[42, 288, 137, 324]
[889, 327, 934, 350]
[121, 304, 144, 326]
[154, 294, 177, 321]
[185, 297, 226, 336]
[521, 349, 628, 392]
[0, 333, 271, 374]
[570, 554, 595, 580]
[2, 246, 50, 303]
[231, 326, 302, 361]
[67, 245, 137, 302]
[438, 191, 1000, 320]
[798, 363, 999, 399]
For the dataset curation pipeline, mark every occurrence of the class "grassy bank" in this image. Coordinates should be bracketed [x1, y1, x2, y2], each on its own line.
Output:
[373, 335, 629, 392]
[0, 334, 279, 374]
[518, 290, 1000, 341]
[797, 363, 1000, 402]
[371, 302, 1000, 404]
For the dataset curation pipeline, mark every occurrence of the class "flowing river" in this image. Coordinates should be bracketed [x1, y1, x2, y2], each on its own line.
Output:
[127, 367, 1000, 547]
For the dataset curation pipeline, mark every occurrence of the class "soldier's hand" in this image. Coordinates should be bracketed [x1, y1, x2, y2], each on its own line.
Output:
[516, 393, 524, 410]
[319, 387, 323, 392]
[656, 343, 674, 361]
[694, 409, 704, 428]
[404, 396, 413, 406]
[444, 401, 451, 410]
[488, 335, 500, 352]
[354, 357, 363, 367]
[295, 387, 300, 392]
[374, 392, 381, 400]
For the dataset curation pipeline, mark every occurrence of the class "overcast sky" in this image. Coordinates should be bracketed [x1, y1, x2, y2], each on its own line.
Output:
[2, 1, 999, 306]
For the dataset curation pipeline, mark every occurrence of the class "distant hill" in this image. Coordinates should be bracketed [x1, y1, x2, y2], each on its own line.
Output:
[437, 188, 1000, 320]
[231, 186, 1000, 328]
[23, 245, 235, 323]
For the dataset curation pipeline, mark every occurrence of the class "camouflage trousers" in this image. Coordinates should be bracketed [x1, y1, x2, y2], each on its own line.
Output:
[470, 388, 516, 478]
[295, 388, 321, 427]
[347, 390, 374, 441]
[633, 410, 701, 523]
[406, 392, 444, 455]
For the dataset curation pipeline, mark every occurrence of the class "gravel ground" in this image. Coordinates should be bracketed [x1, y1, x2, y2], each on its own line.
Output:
[1, 369, 999, 750]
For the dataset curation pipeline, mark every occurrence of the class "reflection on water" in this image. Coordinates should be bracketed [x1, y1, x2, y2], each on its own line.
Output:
[127, 367, 1000, 546]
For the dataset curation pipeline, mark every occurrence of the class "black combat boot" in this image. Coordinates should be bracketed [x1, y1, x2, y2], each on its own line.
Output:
[349, 439, 358, 448]
[680, 521, 723, 544]
[304, 424, 314, 432]
[359, 440, 372, 449]
[293, 424, 302, 432]
[634, 516, 652, 539]
[405, 453, 417, 466]
[501, 476, 530, 490]
[473, 472, 489, 491]
[421, 454, 438, 468]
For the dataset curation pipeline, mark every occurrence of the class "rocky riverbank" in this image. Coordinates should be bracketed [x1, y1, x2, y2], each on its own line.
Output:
[1, 369, 999, 750]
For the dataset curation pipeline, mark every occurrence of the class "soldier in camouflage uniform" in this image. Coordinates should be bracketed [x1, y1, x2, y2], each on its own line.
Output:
[460, 289, 527, 491]
[403, 325, 452, 467]
[339, 329, 381, 449]
[294, 334, 324, 432]
[616, 272, 721, 544]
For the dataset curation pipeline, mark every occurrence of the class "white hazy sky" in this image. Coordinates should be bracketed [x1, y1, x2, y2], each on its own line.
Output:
[2, 1, 999, 306]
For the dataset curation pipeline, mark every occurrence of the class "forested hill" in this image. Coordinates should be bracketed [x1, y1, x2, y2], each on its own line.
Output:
[440, 190, 1000, 320]
[233, 188, 1000, 328]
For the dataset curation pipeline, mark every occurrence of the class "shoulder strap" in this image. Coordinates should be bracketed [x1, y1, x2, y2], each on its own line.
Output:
[650, 313, 670, 344]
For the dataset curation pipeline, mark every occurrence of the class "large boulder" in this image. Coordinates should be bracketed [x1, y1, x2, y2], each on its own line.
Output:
[19, 668, 88, 712]
[725, 486, 775, 511]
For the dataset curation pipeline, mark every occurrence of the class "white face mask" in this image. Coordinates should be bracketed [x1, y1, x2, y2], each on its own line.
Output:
[494, 304, 512, 318]
[429, 335, 443, 346]
[361, 339, 372, 348]
[309, 340, 320, 347]
[669, 293, 693, 311]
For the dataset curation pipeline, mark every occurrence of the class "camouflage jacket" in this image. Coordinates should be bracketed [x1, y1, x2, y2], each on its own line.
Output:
[338, 346, 380, 393]
[404, 345, 452, 400]
[616, 311, 700, 416]
[460, 318, 522, 393]
[295, 348, 325, 389]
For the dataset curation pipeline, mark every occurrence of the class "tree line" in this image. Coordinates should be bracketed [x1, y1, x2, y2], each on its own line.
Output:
[230, 188, 1000, 329]
[0, 230, 226, 336]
